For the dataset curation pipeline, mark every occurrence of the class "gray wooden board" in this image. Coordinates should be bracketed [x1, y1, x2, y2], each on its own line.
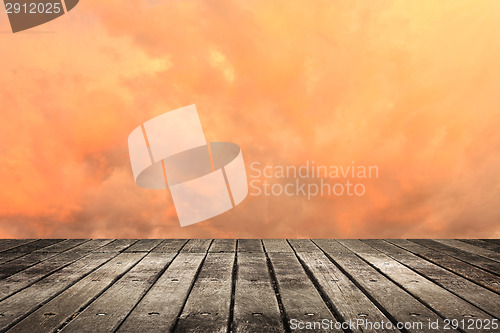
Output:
[117, 252, 206, 332]
[7, 252, 145, 333]
[267, 252, 341, 333]
[0, 240, 63, 265]
[174, 252, 235, 333]
[363, 240, 500, 318]
[483, 239, 500, 245]
[313, 239, 454, 333]
[291, 249, 399, 333]
[0, 251, 90, 301]
[233, 252, 284, 333]
[209, 239, 237, 252]
[123, 239, 163, 252]
[34, 239, 89, 253]
[94, 239, 138, 253]
[0, 252, 59, 279]
[410, 239, 500, 275]
[262, 239, 294, 253]
[64, 239, 115, 255]
[460, 239, 500, 253]
[0, 240, 35, 253]
[339, 240, 496, 333]
[0, 239, 120, 301]
[151, 239, 187, 253]
[0, 253, 26, 266]
[0, 252, 117, 331]
[1, 239, 499, 332]
[59, 252, 176, 332]
[0, 240, 62, 254]
[387, 239, 500, 294]
[287, 239, 322, 253]
[237, 239, 263, 253]
[434, 239, 500, 263]
[180, 239, 213, 253]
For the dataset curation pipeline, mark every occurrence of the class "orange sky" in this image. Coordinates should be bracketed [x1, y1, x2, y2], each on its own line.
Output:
[0, 0, 499, 238]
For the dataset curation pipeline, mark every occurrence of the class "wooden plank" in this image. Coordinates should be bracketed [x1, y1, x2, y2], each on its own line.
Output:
[209, 239, 236, 253]
[174, 252, 235, 333]
[152, 239, 187, 253]
[339, 240, 495, 332]
[7, 252, 145, 333]
[64, 239, 115, 255]
[123, 239, 163, 252]
[34, 239, 89, 253]
[262, 239, 293, 253]
[460, 239, 500, 253]
[117, 252, 206, 332]
[290, 244, 398, 333]
[287, 239, 322, 253]
[93, 239, 138, 253]
[0, 239, 64, 265]
[434, 239, 500, 262]
[59, 252, 175, 332]
[483, 239, 500, 246]
[0, 239, 116, 301]
[0, 240, 36, 253]
[410, 239, 500, 275]
[0, 252, 60, 279]
[233, 252, 284, 333]
[237, 239, 263, 253]
[387, 239, 500, 294]
[0, 240, 99, 279]
[180, 239, 212, 253]
[314, 239, 453, 333]
[364, 240, 500, 318]
[0, 252, 116, 332]
[0, 241, 90, 278]
[267, 252, 340, 333]
[0, 239, 63, 253]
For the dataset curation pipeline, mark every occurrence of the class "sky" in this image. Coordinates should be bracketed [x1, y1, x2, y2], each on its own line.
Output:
[0, 0, 499, 238]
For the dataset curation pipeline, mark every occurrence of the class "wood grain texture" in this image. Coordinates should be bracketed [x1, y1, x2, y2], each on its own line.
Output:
[180, 239, 213, 253]
[151, 239, 187, 253]
[0, 240, 36, 253]
[410, 239, 500, 275]
[434, 239, 500, 263]
[267, 251, 341, 332]
[339, 240, 495, 333]
[460, 239, 500, 253]
[123, 239, 163, 252]
[175, 252, 235, 333]
[95, 239, 138, 253]
[363, 240, 500, 318]
[209, 239, 237, 253]
[262, 239, 294, 253]
[59, 253, 175, 333]
[237, 239, 263, 253]
[0, 252, 117, 331]
[0, 239, 497, 332]
[290, 242, 398, 333]
[233, 252, 284, 333]
[314, 239, 454, 333]
[387, 239, 500, 294]
[117, 252, 206, 332]
[7, 252, 145, 333]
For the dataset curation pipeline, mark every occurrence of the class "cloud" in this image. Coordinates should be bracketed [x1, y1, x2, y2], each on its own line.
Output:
[0, 0, 499, 238]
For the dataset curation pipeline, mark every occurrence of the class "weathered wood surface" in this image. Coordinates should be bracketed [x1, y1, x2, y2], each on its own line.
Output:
[0, 239, 497, 333]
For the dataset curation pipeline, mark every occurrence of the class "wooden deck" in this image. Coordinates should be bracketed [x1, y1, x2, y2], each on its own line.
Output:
[0, 239, 498, 333]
